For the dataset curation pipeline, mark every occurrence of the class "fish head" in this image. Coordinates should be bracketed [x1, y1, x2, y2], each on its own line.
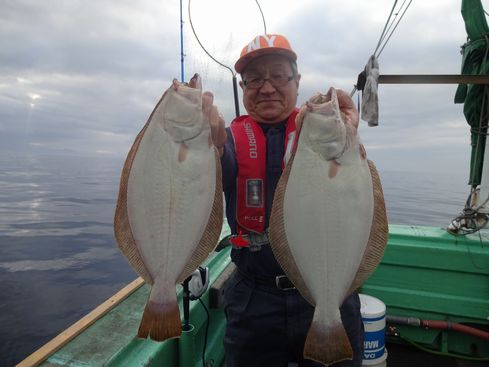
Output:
[301, 88, 348, 161]
[161, 74, 206, 142]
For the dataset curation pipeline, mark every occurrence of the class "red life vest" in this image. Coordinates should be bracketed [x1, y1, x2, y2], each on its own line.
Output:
[230, 109, 299, 235]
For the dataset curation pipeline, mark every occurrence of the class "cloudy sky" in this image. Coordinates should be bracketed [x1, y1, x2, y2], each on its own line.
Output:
[0, 0, 479, 177]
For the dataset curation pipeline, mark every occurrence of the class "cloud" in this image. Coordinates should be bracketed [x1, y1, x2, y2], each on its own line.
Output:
[0, 0, 477, 173]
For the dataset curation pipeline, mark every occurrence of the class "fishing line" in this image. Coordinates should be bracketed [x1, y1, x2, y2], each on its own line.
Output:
[188, 0, 235, 76]
[255, 0, 267, 34]
[187, 0, 268, 117]
[187, 0, 268, 74]
[198, 298, 211, 367]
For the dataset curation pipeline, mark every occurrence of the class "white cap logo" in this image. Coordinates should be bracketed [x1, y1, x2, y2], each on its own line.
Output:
[246, 35, 276, 53]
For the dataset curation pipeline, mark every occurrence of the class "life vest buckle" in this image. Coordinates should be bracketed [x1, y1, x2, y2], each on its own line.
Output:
[248, 229, 270, 252]
[214, 230, 270, 252]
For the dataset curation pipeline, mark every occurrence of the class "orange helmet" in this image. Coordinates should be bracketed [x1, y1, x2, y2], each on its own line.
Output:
[234, 34, 297, 74]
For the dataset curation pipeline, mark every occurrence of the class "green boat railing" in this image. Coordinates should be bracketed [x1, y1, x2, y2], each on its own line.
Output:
[18, 224, 489, 366]
[361, 225, 489, 360]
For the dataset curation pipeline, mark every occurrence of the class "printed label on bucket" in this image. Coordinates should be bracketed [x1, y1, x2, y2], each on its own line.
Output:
[363, 329, 385, 360]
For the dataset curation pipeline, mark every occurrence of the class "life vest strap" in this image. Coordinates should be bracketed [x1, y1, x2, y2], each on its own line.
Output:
[215, 229, 270, 252]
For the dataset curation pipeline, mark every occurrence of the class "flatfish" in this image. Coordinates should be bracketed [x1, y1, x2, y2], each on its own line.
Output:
[114, 74, 223, 341]
[269, 88, 388, 365]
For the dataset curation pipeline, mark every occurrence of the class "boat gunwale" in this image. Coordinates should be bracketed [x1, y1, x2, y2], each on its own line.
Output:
[16, 277, 146, 367]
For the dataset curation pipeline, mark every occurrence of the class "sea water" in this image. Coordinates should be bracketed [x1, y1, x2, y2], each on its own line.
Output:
[0, 154, 469, 365]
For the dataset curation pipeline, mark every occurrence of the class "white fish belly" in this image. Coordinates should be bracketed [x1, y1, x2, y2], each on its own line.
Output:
[282, 141, 373, 321]
[126, 120, 216, 285]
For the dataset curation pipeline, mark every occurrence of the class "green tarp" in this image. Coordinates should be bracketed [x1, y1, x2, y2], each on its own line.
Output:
[455, 0, 489, 186]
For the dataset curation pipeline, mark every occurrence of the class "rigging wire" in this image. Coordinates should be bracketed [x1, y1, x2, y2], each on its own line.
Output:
[351, 0, 413, 96]
[373, 0, 398, 56]
[374, 0, 414, 59]
[375, 1, 402, 52]
[376, 0, 413, 58]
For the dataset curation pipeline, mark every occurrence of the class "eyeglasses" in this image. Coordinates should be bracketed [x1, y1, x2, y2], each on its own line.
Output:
[242, 74, 294, 89]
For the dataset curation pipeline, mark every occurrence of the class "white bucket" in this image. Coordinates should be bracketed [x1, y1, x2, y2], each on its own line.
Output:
[359, 294, 387, 366]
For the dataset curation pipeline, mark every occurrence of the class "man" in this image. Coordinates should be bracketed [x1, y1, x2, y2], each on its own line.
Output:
[205, 34, 364, 367]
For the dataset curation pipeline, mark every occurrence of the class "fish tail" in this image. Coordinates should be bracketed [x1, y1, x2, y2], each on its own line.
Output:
[303, 320, 353, 366]
[137, 299, 182, 341]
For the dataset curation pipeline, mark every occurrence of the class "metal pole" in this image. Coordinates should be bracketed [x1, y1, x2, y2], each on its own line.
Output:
[180, 0, 185, 82]
[182, 278, 191, 331]
[378, 74, 489, 84]
[232, 75, 240, 117]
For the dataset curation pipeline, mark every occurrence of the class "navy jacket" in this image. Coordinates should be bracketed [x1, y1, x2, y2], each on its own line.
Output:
[221, 120, 288, 278]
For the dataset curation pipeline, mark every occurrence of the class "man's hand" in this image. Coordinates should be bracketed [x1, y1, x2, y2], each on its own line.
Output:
[202, 91, 227, 156]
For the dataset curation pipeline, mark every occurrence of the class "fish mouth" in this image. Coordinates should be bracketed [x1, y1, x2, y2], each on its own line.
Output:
[161, 81, 204, 142]
[311, 133, 343, 145]
[303, 108, 347, 160]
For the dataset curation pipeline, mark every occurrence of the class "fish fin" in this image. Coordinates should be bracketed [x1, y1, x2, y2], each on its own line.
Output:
[303, 320, 353, 366]
[328, 160, 340, 178]
[359, 144, 367, 160]
[178, 147, 223, 283]
[269, 132, 315, 306]
[178, 142, 188, 162]
[295, 104, 308, 132]
[114, 115, 155, 285]
[349, 159, 388, 293]
[137, 299, 182, 341]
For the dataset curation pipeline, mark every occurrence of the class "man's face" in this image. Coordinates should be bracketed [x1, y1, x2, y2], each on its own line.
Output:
[240, 54, 300, 124]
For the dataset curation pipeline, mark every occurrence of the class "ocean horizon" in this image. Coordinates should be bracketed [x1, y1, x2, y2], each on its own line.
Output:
[0, 152, 471, 365]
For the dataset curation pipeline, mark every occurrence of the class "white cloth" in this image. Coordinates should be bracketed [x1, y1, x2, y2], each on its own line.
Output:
[361, 55, 379, 126]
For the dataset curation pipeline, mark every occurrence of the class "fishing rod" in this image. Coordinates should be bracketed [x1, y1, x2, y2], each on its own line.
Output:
[187, 0, 268, 118]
